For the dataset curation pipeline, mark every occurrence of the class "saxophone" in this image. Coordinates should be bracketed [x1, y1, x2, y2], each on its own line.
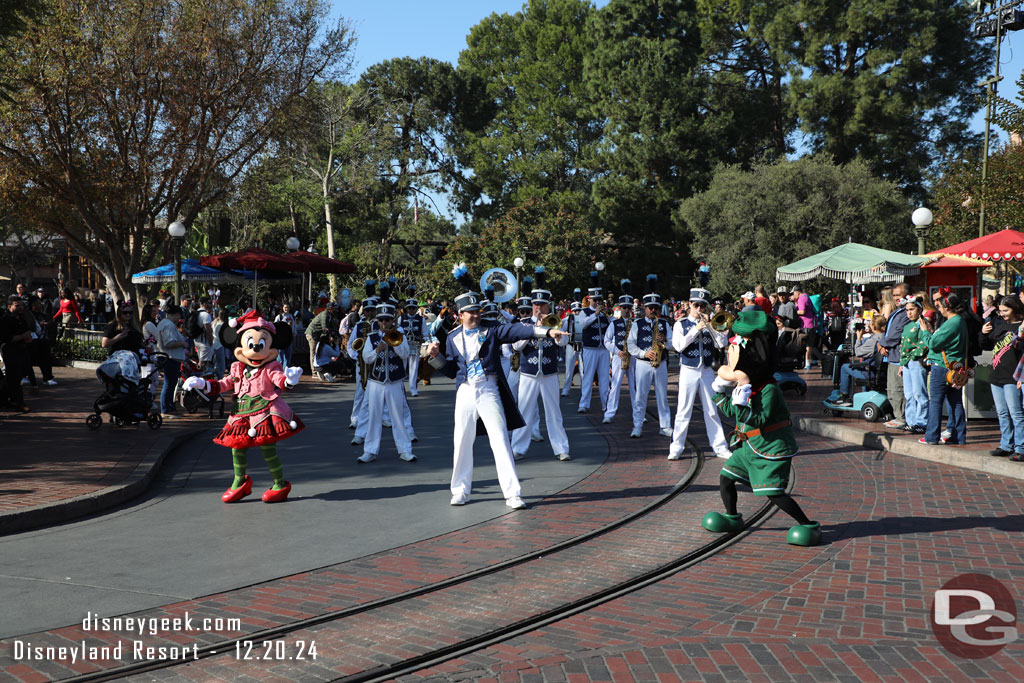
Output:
[511, 346, 521, 372]
[620, 318, 632, 370]
[649, 318, 665, 369]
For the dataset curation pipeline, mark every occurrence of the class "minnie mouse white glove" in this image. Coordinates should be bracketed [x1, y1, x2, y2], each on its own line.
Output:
[284, 366, 303, 387]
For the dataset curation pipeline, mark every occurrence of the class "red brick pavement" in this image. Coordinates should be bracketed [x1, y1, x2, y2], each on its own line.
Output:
[0, 365, 214, 512]
[0, 413, 697, 681]
[408, 433, 1024, 682]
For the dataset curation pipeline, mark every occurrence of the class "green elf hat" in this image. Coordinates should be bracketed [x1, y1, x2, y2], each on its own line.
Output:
[731, 309, 773, 337]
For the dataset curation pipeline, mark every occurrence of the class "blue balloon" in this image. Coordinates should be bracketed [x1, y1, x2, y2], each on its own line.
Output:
[339, 288, 351, 309]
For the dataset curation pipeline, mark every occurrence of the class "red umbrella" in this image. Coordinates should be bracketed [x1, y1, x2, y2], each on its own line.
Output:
[929, 228, 1024, 262]
[200, 247, 354, 273]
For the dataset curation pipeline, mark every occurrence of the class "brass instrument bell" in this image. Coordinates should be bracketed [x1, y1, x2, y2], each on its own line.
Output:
[540, 313, 561, 328]
[351, 337, 365, 351]
[384, 329, 404, 346]
[710, 311, 735, 332]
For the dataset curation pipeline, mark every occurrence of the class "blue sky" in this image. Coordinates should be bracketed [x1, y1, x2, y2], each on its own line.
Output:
[332, 1, 1024, 220]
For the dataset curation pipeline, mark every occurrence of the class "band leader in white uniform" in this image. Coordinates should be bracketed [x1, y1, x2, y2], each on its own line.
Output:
[511, 267, 570, 460]
[577, 273, 611, 413]
[428, 264, 569, 509]
[602, 279, 636, 424]
[358, 303, 416, 463]
[668, 288, 731, 459]
[627, 275, 673, 438]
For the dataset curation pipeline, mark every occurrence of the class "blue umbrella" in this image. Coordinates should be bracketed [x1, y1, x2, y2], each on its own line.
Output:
[131, 259, 242, 284]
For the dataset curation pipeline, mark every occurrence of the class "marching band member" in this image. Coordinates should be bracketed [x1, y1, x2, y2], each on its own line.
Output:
[358, 302, 416, 463]
[505, 276, 534, 399]
[602, 279, 636, 424]
[379, 280, 417, 440]
[511, 267, 570, 461]
[560, 289, 583, 396]
[627, 274, 673, 438]
[577, 273, 610, 413]
[427, 263, 569, 509]
[668, 287, 732, 460]
[347, 282, 378, 442]
[399, 285, 428, 397]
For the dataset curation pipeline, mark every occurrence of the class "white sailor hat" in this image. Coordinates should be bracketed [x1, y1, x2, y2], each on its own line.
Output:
[618, 279, 633, 307]
[516, 296, 533, 311]
[689, 288, 711, 305]
[587, 270, 603, 300]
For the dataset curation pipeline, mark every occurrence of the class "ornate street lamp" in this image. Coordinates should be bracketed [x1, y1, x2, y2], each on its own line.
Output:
[912, 207, 933, 256]
[168, 221, 187, 304]
[513, 256, 524, 290]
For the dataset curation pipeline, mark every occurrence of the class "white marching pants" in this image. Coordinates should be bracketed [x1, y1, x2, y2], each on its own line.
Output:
[350, 364, 365, 426]
[356, 381, 410, 439]
[604, 353, 636, 420]
[512, 373, 569, 456]
[562, 345, 580, 394]
[501, 356, 512, 379]
[670, 365, 730, 457]
[632, 360, 671, 431]
[508, 368, 520, 398]
[578, 347, 609, 412]
[407, 354, 420, 396]
[364, 380, 413, 457]
[451, 378, 521, 500]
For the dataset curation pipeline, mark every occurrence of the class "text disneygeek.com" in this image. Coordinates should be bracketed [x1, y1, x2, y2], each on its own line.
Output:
[9, 612, 316, 663]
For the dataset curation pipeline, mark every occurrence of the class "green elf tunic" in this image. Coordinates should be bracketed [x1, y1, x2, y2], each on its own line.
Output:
[713, 383, 798, 495]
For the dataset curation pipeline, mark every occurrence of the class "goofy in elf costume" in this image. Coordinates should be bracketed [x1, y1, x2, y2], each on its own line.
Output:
[183, 310, 304, 503]
[701, 309, 821, 546]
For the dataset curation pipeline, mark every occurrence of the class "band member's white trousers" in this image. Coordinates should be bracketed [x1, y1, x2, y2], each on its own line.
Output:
[451, 377, 522, 500]
[670, 365, 730, 457]
[364, 380, 413, 457]
[604, 354, 636, 420]
[578, 347, 609, 412]
[632, 360, 671, 431]
[512, 373, 569, 456]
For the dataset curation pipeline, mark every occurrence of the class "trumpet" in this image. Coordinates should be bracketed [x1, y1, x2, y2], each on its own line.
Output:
[384, 329, 404, 346]
[540, 313, 561, 328]
[710, 311, 735, 332]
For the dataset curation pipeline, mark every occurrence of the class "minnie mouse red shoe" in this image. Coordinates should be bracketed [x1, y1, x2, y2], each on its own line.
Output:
[261, 481, 291, 503]
[221, 475, 253, 503]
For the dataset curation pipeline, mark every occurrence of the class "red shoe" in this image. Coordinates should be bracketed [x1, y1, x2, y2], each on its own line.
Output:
[221, 475, 253, 503]
[262, 481, 291, 503]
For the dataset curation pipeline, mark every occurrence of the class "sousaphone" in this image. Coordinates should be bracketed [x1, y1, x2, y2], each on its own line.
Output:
[480, 267, 518, 304]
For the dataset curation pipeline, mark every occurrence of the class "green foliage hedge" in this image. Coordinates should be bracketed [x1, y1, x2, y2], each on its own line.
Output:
[53, 336, 108, 362]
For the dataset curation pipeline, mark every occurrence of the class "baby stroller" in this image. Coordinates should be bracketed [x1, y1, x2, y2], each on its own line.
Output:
[86, 350, 163, 429]
[179, 355, 225, 419]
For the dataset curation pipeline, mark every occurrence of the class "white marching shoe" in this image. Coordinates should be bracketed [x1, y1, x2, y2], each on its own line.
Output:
[505, 496, 527, 510]
[556, 453, 571, 461]
[357, 453, 376, 463]
[399, 452, 417, 462]
[450, 493, 470, 506]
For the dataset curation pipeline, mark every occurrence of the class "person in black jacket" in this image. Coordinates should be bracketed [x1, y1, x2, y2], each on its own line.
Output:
[0, 295, 32, 411]
[980, 295, 1024, 458]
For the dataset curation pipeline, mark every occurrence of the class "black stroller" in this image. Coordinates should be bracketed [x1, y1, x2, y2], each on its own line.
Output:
[86, 350, 163, 430]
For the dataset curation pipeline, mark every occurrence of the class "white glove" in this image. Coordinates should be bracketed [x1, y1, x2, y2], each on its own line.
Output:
[711, 377, 735, 394]
[182, 376, 209, 393]
[284, 366, 303, 387]
[732, 384, 752, 407]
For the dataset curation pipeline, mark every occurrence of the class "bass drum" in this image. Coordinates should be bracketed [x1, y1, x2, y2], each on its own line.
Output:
[218, 323, 239, 349]
[417, 342, 435, 384]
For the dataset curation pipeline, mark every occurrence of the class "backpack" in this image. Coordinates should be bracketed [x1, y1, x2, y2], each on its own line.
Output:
[186, 310, 204, 340]
[827, 314, 845, 334]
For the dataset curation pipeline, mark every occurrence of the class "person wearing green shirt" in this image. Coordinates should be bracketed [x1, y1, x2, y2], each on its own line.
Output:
[922, 292, 968, 445]
[898, 296, 930, 434]
[700, 310, 821, 547]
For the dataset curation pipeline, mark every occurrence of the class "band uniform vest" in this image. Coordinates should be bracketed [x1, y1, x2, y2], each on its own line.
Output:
[677, 317, 715, 368]
[366, 330, 406, 383]
[582, 309, 609, 349]
[610, 318, 627, 350]
[635, 317, 668, 352]
[521, 337, 559, 376]
[399, 313, 423, 342]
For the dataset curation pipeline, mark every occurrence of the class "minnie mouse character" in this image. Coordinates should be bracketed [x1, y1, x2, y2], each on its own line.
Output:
[183, 310, 304, 503]
[702, 309, 821, 546]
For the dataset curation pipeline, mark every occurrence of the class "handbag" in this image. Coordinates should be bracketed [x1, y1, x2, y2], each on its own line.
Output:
[942, 351, 971, 389]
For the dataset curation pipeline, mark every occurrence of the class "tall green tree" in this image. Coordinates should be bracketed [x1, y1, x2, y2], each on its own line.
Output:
[456, 0, 601, 219]
[677, 156, 912, 296]
[0, 0, 353, 303]
[584, 1, 706, 238]
[765, 0, 987, 197]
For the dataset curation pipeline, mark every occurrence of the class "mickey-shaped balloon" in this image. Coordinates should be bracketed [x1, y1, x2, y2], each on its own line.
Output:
[183, 309, 304, 503]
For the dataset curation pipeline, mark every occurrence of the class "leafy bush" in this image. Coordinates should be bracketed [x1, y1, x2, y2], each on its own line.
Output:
[53, 336, 108, 362]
